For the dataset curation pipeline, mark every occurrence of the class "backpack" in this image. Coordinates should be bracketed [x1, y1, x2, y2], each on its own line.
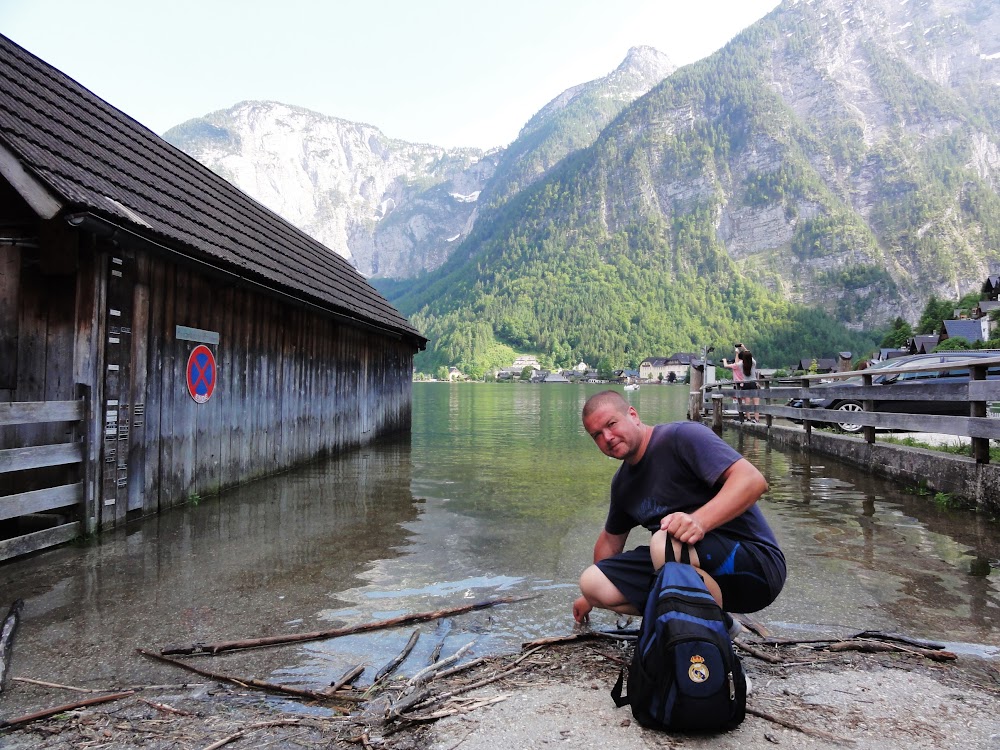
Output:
[611, 542, 747, 732]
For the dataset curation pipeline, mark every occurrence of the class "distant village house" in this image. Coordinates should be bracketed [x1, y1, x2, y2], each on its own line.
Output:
[639, 354, 698, 383]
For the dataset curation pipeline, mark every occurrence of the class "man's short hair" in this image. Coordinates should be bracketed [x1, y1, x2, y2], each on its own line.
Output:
[582, 389, 631, 419]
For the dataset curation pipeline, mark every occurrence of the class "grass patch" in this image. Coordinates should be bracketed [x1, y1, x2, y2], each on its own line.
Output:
[879, 435, 1000, 462]
[934, 491, 960, 510]
[903, 479, 932, 496]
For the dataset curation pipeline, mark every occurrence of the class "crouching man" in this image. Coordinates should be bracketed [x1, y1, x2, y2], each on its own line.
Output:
[573, 390, 785, 631]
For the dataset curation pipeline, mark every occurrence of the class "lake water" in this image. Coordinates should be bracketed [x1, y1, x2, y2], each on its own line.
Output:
[2, 382, 999, 700]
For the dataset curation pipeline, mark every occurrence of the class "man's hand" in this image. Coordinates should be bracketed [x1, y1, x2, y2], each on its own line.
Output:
[573, 595, 593, 624]
[661, 512, 706, 544]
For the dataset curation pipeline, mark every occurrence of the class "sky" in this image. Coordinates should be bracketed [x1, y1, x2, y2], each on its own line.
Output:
[1, 0, 781, 149]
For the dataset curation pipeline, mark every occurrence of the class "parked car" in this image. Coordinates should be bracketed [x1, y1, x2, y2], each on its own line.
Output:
[787, 351, 1000, 433]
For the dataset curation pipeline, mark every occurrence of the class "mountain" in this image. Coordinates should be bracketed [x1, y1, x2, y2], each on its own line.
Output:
[164, 103, 497, 277]
[163, 47, 674, 280]
[479, 46, 674, 214]
[390, 0, 1000, 374]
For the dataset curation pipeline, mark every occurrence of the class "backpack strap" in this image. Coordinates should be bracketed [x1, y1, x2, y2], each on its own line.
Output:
[610, 668, 629, 707]
[664, 535, 692, 566]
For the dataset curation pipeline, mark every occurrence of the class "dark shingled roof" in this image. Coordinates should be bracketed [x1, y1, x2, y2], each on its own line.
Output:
[797, 358, 838, 372]
[942, 319, 987, 343]
[0, 33, 424, 346]
[909, 334, 940, 354]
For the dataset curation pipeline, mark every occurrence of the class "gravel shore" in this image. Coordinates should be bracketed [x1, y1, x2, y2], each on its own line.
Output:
[3, 634, 999, 749]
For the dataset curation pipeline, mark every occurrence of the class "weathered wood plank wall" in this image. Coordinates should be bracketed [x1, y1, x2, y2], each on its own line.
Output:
[0, 246, 20, 394]
[3, 231, 416, 539]
[124, 251, 414, 525]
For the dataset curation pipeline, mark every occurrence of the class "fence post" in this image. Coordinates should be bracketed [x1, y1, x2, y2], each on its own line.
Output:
[76, 383, 98, 533]
[711, 391, 723, 431]
[862, 371, 875, 444]
[799, 377, 812, 445]
[971, 363, 989, 464]
[689, 364, 704, 421]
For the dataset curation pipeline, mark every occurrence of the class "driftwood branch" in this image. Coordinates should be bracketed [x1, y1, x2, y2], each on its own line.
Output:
[736, 641, 786, 664]
[137, 697, 196, 716]
[12, 676, 103, 693]
[823, 639, 956, 661]
[408, 640, 476, 686]
[520, 630, 635, 650]
[434, 654, 492, 680]
[850, 630, 945, 650]
[761, 637, 846, 646]
[429, 639, 444, 664]
[374, 630, 420, 683]
[747, 706, 855, 744]
[414, 661, 533, 713]
[385, 687, 432, 720]
[326, 664, 366, 695]
[756, 631, 954, 663]
[0, 599, 24, 694]
[137, 649, 353, 708]
[735, 613, 770, 638]
[762, 631, 945, 651]
[0, 690, 135, 731]
[161, 595, 534, 656]
[381, 645, 543, 724]
[200, 719, 315, 750]
[382, 695, 509, 735]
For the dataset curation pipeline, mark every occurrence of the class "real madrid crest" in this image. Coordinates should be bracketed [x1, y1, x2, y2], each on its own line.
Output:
[688, 654, 710, 683]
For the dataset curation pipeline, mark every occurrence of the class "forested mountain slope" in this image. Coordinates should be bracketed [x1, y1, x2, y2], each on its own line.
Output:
[387, 0, 1000, 374]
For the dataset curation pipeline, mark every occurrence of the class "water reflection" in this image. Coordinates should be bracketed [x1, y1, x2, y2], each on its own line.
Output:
[737, 431, 1000, 647]
[0, 441, 420, 690]
[1, 384, 998, 702]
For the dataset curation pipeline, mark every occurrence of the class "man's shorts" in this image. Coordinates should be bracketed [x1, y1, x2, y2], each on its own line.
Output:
[594, 532, 786, 613]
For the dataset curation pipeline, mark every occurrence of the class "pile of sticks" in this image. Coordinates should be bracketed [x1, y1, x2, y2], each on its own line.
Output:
[0, 595, 562, 741]
[0, 594, 962, 747]
[736, 630, 957, 665]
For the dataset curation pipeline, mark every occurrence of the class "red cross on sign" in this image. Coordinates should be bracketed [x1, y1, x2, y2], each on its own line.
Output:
[186, 345, 217, 404]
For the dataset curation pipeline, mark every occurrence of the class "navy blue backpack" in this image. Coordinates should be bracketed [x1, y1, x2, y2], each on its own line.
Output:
[611, 542, 747, 732]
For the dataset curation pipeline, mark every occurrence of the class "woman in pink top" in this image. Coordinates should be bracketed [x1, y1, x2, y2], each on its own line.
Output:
[721, 347, 746, 415]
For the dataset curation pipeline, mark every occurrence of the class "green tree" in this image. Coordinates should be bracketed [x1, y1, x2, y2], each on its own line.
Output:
[520, 366, 534, 380]
[880, 317, 913, 348]
[956, 291, 982, 314]
[933, 337, 971, 351]
[916, 295, 955, 334]
[436, 366, 450, 381]
[596, 356, 615, 380]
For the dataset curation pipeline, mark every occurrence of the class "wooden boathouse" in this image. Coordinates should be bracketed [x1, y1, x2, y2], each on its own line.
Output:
[0, 34, 427, 562]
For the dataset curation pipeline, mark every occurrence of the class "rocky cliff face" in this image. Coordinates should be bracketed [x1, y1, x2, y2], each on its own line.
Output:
[163, 46, 674, 280]
[745, 0, 1000, 321]
[587, 0, 1000, 327]
[164, 102, 498, 278]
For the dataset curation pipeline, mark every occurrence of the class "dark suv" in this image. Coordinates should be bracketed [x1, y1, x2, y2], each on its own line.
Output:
[787, 351, 1000, 433]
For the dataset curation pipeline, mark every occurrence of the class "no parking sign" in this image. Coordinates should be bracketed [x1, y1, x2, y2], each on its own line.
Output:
[186, 344, 217, 404]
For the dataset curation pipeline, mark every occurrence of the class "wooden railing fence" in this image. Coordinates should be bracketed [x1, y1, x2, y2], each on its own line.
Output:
[0, 387, 90, 561]
[703, 355, 1000, 464]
